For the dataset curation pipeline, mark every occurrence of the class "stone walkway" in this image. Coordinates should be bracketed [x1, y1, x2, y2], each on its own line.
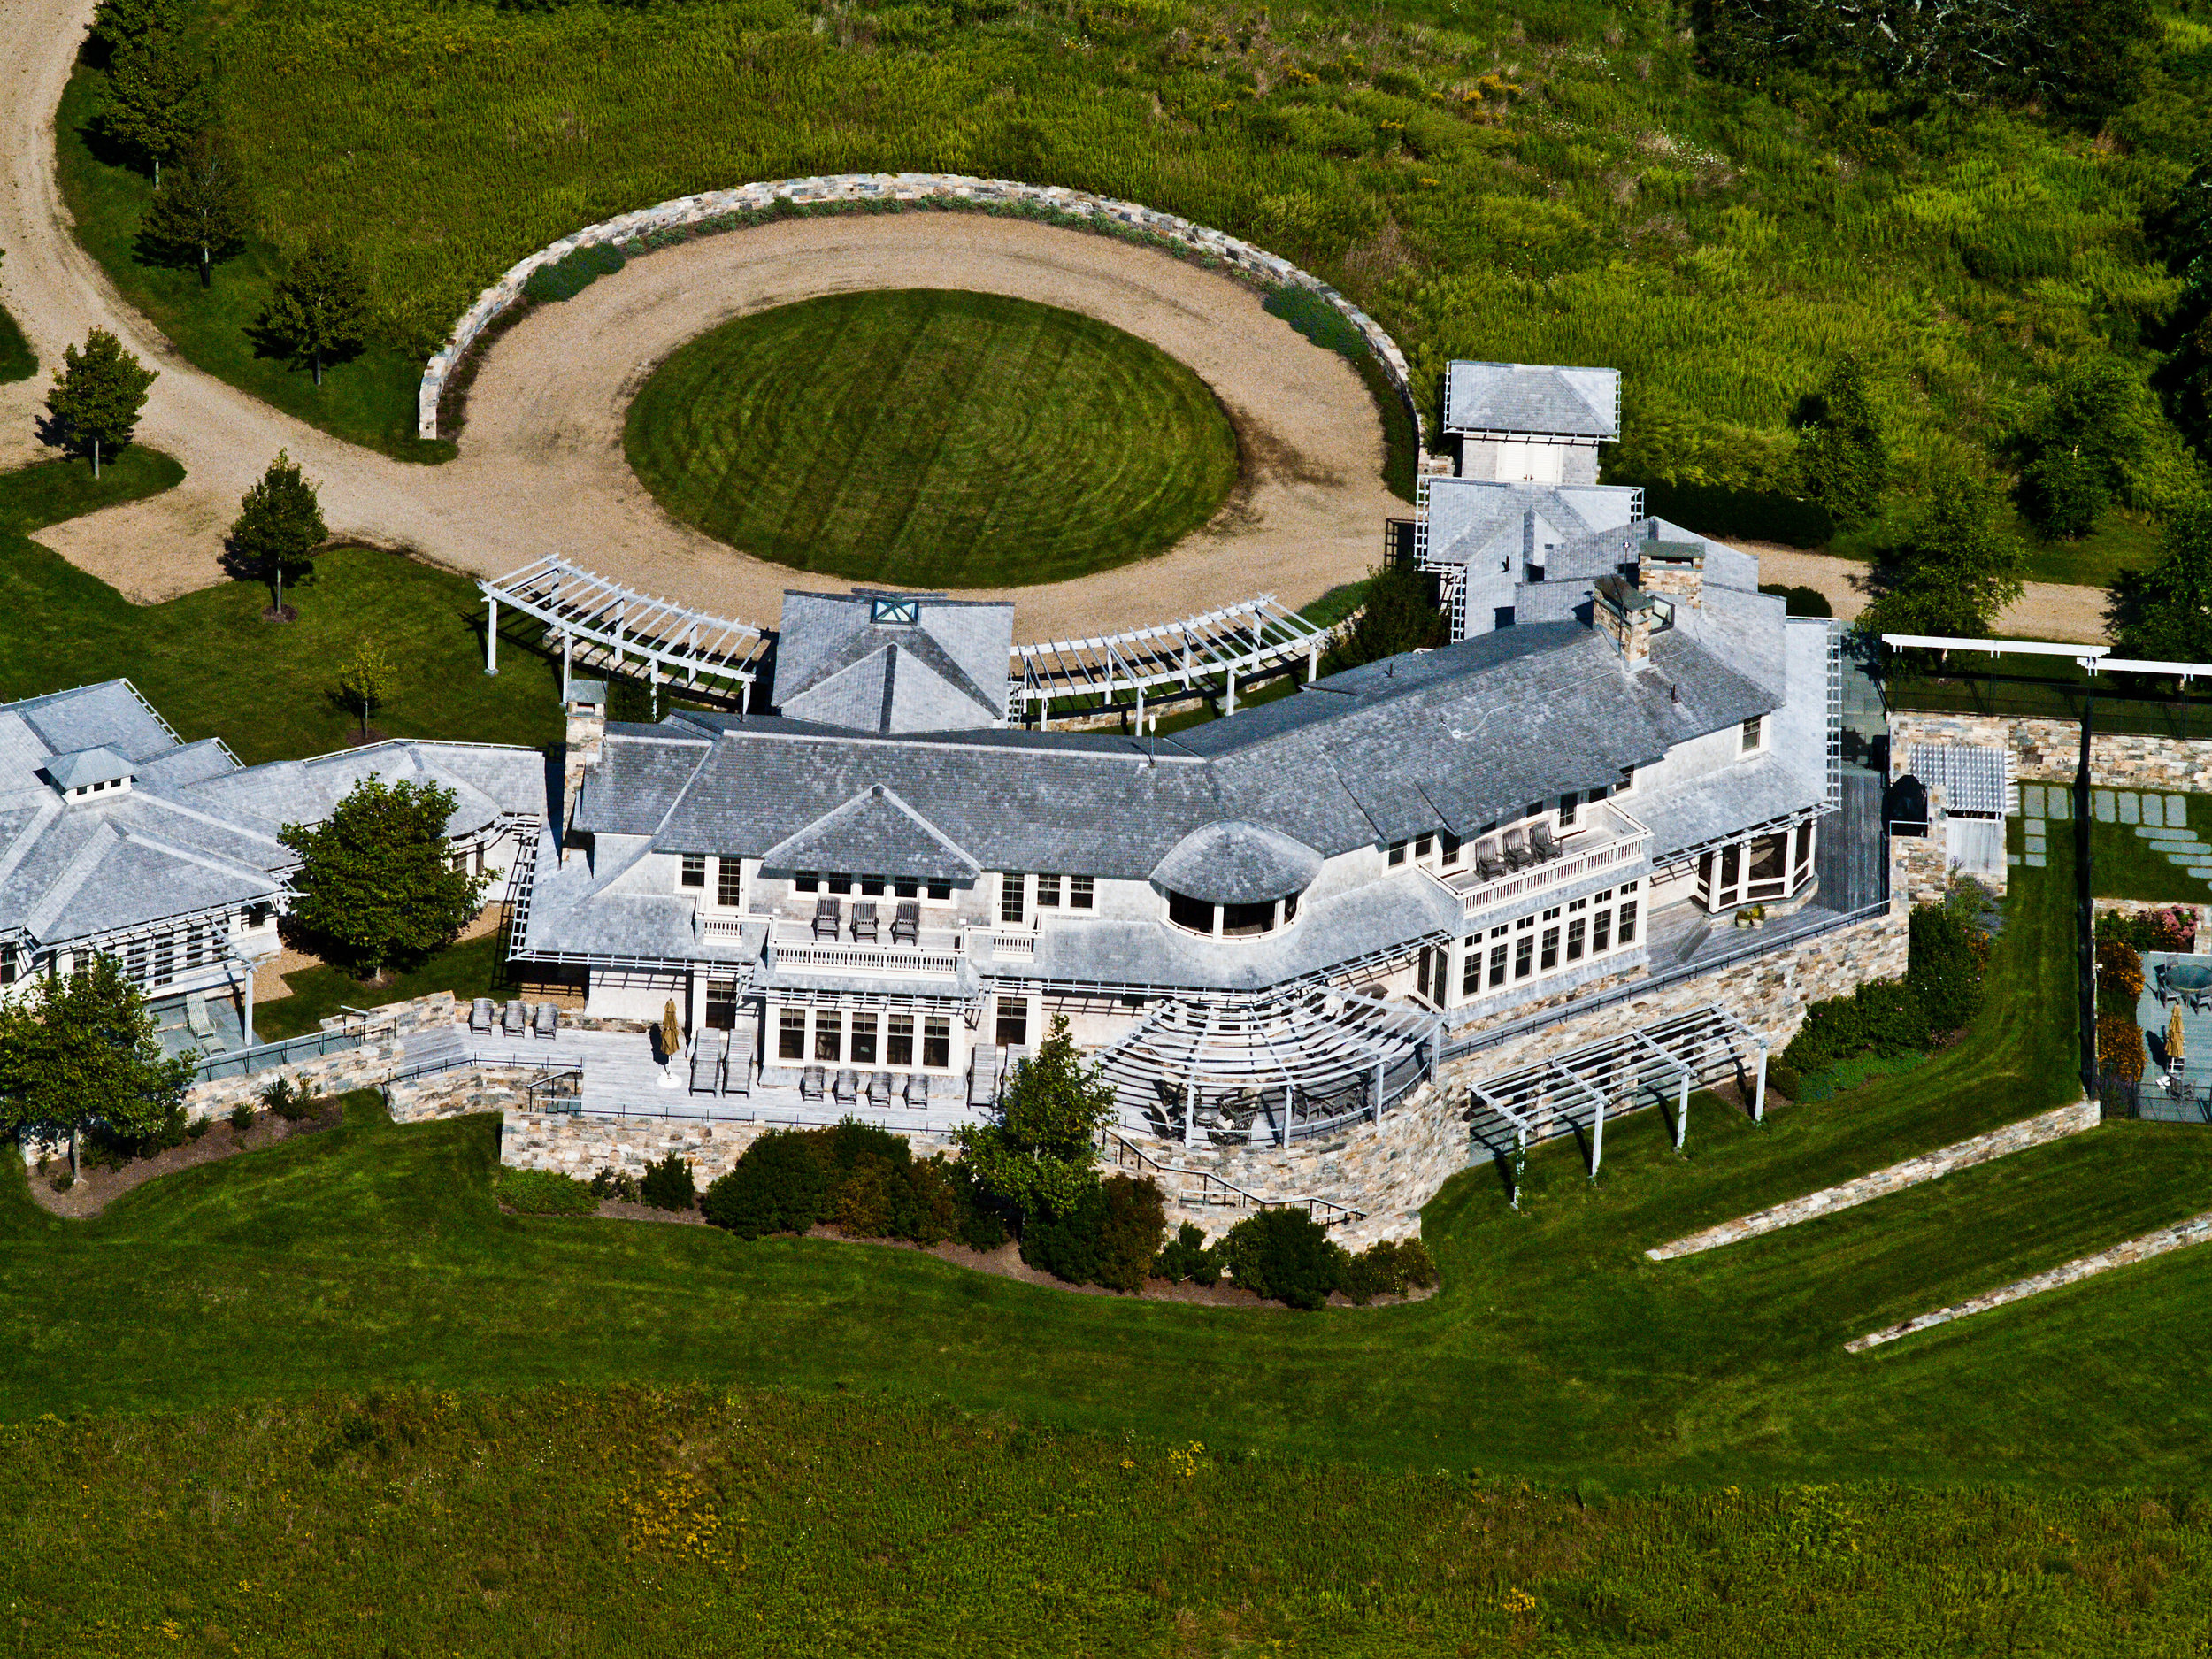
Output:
[1645, 1102, 2101, 1262]
[1847, 1209, 2212, 1351]
[2016, 783, 2212, 887]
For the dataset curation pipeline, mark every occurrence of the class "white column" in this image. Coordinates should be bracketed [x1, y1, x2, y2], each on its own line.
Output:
[561, 631, 572, 698]
[1674, 1071, 1688, 1150]
[1590, 1088, 1605, 1178]
[485, 596, 499, 674]
[1754, 1046, 1768, 1125]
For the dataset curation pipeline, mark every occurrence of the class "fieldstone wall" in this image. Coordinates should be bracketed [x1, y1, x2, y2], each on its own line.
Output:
[182, 993, 463, 1121]
[1891, 712, 2212, 795]
[1648, 1101, 2100, 1261]
[385, 1065, 535, 1125]
[498, 1109, 961, 1187]
[1847, 1206, 2212, 1351]
[417, 173, 1421, 445]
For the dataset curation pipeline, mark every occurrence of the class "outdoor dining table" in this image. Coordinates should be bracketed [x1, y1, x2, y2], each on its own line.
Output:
[2163, 964, 2212, 1009]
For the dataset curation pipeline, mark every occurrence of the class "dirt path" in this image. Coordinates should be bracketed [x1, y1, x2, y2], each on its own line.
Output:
[0, 0, 1394, 639]
[1740, 544, 2111, 645]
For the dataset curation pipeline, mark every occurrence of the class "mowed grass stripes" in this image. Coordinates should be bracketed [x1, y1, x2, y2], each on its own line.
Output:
[624, 288, 1240, 587]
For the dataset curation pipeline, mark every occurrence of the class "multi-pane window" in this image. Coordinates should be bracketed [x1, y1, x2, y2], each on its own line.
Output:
[995, 997, 1029, 1048]
[1566, 916, 1586, 962]
[1741, 715, 1764, 752]
[894, 879, 918, 899]
[1415, 834, 1433, 862]
[860, 874, 885, 896]
[1514, 919, 1535, 980]
[795, 871, 820, 893]
[1037, 873, 1063, 908]
[887, 1015, 915, 1066]
[681, 854, 706, 889]
[779, 1008, 806, 1061]
[850, 1013, 879, 1066]
[1069, 875, 1094, 910]
[923, 1016, 951, 1069]
[717, 858, 742, 909]
[1440, 832, 1462, 868]
[706, 981, 738, 1029]
[1591, 899, 1612, 954]
[1488, 940, 1509, 988]
[153, 938, 174, 986]
[926, 880, 952, 902]
[1559, 792, 1578, 827]
[1386, 841, 1408, 866]
[1540, 922, 1561, 972]
[813, 1010, 842, 1063]
[827, 873, 854, 895]
[1000, 873, 1026, 925]
[1618, 881, 1640, 943]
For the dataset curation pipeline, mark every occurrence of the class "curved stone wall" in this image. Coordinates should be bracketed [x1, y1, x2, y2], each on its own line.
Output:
[417, 173, 1422, 447]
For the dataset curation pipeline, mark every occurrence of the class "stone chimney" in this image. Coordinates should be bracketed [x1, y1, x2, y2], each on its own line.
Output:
[1638, 542, 1705, 612]
[562, 680, 607, 854]
[1594, 574, 1653, 668]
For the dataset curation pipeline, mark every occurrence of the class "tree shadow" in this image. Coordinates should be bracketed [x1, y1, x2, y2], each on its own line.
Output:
[244, 310, 367, 379]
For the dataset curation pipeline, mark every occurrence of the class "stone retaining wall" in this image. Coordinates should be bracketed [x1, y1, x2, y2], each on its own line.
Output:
[1847, 1206, 2212, 1351]
[418, 174, 1421, 446]
[1647, 1100, 2101, 1261]
[498, 1109, 961, 1187]
[182, 993, 462, 1121]
[1891, 712, 2212, 795]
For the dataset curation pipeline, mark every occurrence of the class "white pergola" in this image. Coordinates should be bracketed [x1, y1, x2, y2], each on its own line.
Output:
[1466, 1003, 1769, 1202]
[1009, 595, 1334, 727]
[480, 558, 772, 704]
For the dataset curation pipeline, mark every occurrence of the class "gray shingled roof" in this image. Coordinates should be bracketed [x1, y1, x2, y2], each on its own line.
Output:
[1444, 362, 1620, 439]
[760, 785, 983, 880]
[1150, 821, 1323, 905]
[773, 590, 1011, 732]
[1420, 479, 1640, 572]
[45, 747, 134, 790]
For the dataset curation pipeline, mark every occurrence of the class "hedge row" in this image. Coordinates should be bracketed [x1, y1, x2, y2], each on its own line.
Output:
[1776, 894, 1991, 1095]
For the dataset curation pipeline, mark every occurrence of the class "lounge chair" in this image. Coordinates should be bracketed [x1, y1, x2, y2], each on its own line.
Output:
[867, 1071, 893, 1106]
[851, 901, 879, 942]
[967, 1043, 1002, 1106]
[812, 897, 841, 940]
[534, 1002, 558, 1038]
[185, 993, 227, 1053]
[690, 1030, 726, 1094]
[800, 1065, 826, 1100]
[1530, 823, 1558, 861]
[471, 996, 495, 1033]
[503, 1001, 527, 1036]
[1502, 833, 1532, 871]
[904, 1073, 931, 1108]
[833, 1067, 859, 1103]
[892, 901, 920, 944]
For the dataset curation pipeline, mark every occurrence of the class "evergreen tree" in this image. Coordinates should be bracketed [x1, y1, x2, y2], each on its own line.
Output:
[262, 239, 370, 386]
[1863, 465, 2028, 636]
[278, 778, 490, 981]
[1797, 357, 1888, 527]
[100, 32, 204, 185]
[956, 1016, 1115, 1221]
[44, 326, 157, 477]
[0, 955, 196, 1179]
[138, 133, 249, 288]
[2108, 506, 2212, 664]
[228, 449, 326, 613]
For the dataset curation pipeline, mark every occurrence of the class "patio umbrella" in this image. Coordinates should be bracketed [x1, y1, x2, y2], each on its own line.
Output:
[2170, 1005, 2186, 1072]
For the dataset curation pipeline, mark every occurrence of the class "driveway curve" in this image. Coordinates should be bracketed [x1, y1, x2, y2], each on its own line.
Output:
[0, 0, 1394, 641]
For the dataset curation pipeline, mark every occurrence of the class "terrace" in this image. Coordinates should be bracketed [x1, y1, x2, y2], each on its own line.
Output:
[1423, 798, 1653, 922]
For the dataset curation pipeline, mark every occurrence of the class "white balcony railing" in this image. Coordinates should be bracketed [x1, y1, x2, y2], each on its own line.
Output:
[1427, 803, 1653, 920]
[766, 920, 965, 979]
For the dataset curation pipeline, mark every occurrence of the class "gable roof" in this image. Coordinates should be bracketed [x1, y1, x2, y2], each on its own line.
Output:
[773, 589, 1011, 731]
[758, 784, 982, 880]
[1444, 362, 1620, 440]
[1419, 478, 1642, 572]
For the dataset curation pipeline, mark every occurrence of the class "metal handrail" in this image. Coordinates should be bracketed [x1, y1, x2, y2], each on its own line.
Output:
[188, 1021, 392, 1082]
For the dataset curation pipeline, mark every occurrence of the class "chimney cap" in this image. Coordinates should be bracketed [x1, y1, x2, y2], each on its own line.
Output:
[566, 680, 609, 708]
[1594, 573, 1653, 612]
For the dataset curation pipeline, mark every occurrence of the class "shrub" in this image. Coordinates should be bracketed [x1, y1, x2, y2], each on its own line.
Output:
[1020, 1175, 1167, 1293]
[701, 1132, 828, 1238]
[522, 241, 626, 303]
[2098, 906, 2196, 954]
[589, 1166, 640, 1203]
[187, 1116, 211, 1141]
[1156, 1221, 1223, 1286]
[260, 1075, 321, 1122]
[1767, 1061, 1803, 1102]
[228, 1100, 255, 1133]
[496, 1167, 598, 1216]
[2097, 939, 2146, 1018]
[1759, 582, 1835, 618]
[2098, 1012, 2146, 1083]
[1338, 1238, 1440, 1304]
[1909, 902, 1988, 1033]
[1222, 1207, 1348, 1310]
[639, 1153, 695, 1212]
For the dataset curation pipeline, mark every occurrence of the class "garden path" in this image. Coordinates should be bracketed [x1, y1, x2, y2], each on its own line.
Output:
[0, 0, 1395, 638]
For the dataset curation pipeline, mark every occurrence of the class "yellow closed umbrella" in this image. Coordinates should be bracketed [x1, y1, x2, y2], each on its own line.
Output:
[2170, 1005, 2186, 1073]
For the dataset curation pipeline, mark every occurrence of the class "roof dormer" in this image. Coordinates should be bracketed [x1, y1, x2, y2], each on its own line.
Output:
[44, 746, 136, 803]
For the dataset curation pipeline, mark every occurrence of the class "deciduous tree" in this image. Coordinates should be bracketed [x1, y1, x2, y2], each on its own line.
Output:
[2108, 505, 2212, 664]
[88, 0, 186, 61]
[228, 449, 326, 612]
[334, 639, 392, 741]
[100, 32, 204, 186]
[1862, 465, 2028, 636]
[0, 956, 196, 1179]
[279, 777, 489, 981]
[45, 326, 157, 477]
[956, 1015, 1114, 1221]
[263, 238, 370, 386]
[1318, 564, 1449, 674]
[2016, 358, 2147, 541]
[138, 132, 249, 288]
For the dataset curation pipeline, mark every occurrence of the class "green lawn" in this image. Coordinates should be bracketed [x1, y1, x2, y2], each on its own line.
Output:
[5, 1386, 2210, 1657]
[2085, 789, 2212, 903]
[0, 455, 561, 764]
[53, 65, 450, 464]
[251, 933, 511, 1042]
[625, 289, 1241, 588]
[6, 835, 2209, 1490]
